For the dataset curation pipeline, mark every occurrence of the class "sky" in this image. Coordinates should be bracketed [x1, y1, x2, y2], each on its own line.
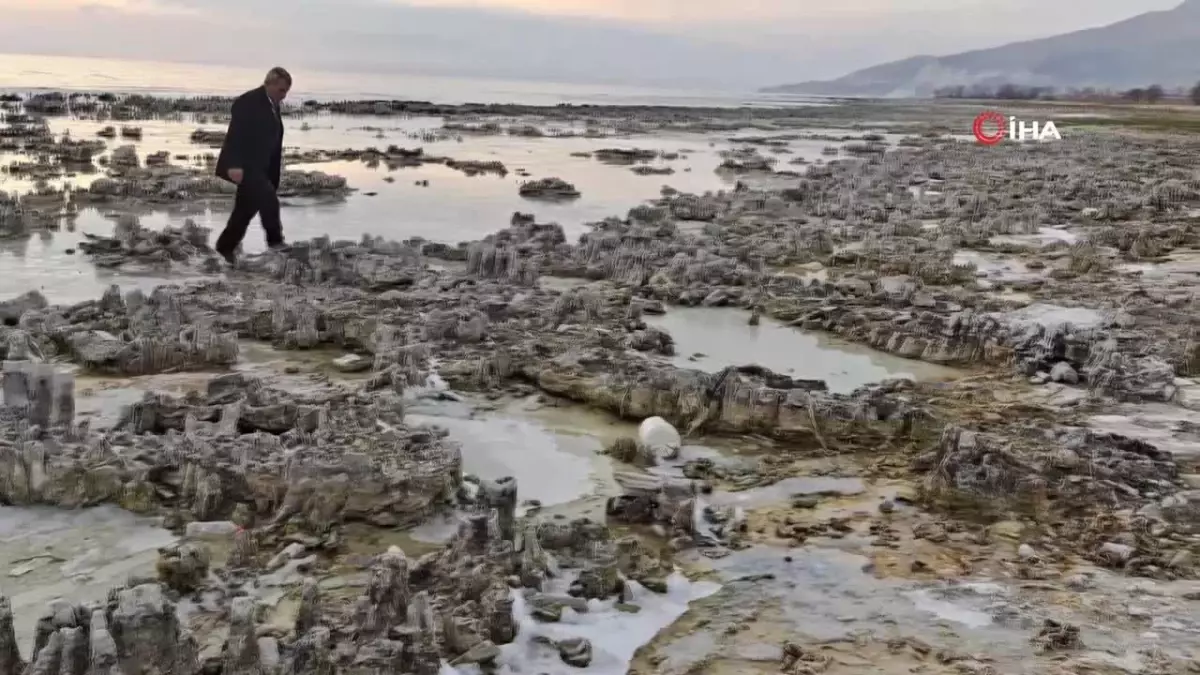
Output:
[0, 0, 1182, 89]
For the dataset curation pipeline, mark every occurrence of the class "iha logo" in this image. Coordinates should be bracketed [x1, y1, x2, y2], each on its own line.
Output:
[972, 111, 1061, 144]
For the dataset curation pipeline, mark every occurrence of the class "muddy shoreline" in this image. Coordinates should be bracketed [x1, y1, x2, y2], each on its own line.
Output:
[1, 92, 1199, 675]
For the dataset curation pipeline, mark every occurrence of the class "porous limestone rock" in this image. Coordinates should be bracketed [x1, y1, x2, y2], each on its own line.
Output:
[0, 372, 463, 533]
[518, 177, 579, 200]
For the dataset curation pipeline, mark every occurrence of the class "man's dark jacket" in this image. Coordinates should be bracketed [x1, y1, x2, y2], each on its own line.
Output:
[215, 86, 284, 188]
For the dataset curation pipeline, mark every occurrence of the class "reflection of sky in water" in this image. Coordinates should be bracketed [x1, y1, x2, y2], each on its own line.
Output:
[0, 114, 750, 300]
[6, 113, 737, 206]
[0, 222, 210, 304]
[0, 113, 875, 301]
[406, 412, 606, 509]
[645, 306, 962, 392]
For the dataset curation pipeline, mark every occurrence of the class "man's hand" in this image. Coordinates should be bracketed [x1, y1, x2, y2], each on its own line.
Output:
[228, 168, 244, 184]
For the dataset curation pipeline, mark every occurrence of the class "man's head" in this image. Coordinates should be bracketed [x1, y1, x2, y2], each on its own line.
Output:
[264, 67, 292, 103]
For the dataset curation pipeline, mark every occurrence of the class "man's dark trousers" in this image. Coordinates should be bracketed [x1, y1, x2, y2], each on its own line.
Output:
[216, 172, 283, 253]
[214, 85, 286, 255]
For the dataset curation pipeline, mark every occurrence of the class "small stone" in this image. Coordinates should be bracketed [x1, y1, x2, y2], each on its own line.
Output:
[1111, 310, 1135, 328]
[331, 354, 370, 373]
[1032, 619, 1083, 652]
[257, 637, 280, 668]
[266, 543, 307, 571]
[1049, 362, 1078, 384]
[988, 521, 1023, 542]
[878, 500, 895, 514]
[1098, 542, 1135, 564]
[185, 521, 239, 538]
[557, 637, 593, 667]
[1167, 549, 1192, 569]
[451, 641, 501, 666]
[155, 543, 211, 592]
[1049, 448, 1081, 469]
[791, 495, 819, 509]
[530, 594, 589, 613]
[639, 578, 669, 594]
[1017, 544, 1038, 561]
[1064, 574, 1091, 591]
[614, 603, 641, 613]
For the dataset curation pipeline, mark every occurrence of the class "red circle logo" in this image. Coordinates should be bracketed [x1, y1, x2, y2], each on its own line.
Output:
[972, 111, 1006, 145]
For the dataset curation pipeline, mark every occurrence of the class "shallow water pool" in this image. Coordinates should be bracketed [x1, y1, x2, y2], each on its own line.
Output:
[645, 307, 963, 393]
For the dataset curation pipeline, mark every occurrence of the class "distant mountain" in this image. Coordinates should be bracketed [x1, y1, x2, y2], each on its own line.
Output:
[763, 0, 1200, 97]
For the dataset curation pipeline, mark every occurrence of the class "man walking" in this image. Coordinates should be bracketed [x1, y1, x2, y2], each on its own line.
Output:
[214, 67, 292, 264]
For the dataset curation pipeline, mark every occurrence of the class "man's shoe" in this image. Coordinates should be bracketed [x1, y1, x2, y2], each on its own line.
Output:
[267, 242, 290, 253]
[216, 248, 237, 265]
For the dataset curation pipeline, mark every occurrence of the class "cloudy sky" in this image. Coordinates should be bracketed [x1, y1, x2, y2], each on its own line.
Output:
[0, 0, 1181, 89]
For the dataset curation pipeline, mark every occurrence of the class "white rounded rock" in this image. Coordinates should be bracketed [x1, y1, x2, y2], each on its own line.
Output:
[638, 416, 681, 460]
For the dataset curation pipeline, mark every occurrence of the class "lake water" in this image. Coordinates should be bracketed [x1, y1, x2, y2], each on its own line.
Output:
[0, 112, 748, 300]
[645, 307, 963, 392]
[0, 52, 822, 108]
[0, 110, 866, 302]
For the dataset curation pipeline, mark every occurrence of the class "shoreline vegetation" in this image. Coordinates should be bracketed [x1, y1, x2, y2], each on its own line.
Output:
[932, 81, 1200, 105]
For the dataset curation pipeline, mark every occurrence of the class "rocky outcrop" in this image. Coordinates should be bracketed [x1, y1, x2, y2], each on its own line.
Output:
[593, 148, 659, 164]
[1, 222, 928, 442]
[520, 358, 916, 443]
[0, 469, 666, 675]
[0, 370, 463, 532]
[410, 200, 1180, 402]
[108, 144, 138, 169]
[717, 148, 775, 172]
[3, 283, 241, 375]
[0, 583, 195, 675]
[915, 424, 1196, 576]
[0, 192, 23, 240]
[518, 177, 579, 200]
[0, 290, 48, 327]
[78, 216, 216, 269]
[80, 169, 348, 203]
[0, 361, 74, 427]
[155, 543, 211, 593]
[0, 189, 67, 240]
[283, 146, 510, 177]
[919, 425, 1179, 509]
[188, 129, 225, 146]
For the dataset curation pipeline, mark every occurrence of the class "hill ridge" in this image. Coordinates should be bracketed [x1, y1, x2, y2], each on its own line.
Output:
[764, 1, 1200, 97]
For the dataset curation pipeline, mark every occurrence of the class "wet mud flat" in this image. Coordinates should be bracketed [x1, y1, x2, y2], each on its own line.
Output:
[636, 467, 1200, 675]
[2, 93, 1200, 675]
[0, 505, 177, 653]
